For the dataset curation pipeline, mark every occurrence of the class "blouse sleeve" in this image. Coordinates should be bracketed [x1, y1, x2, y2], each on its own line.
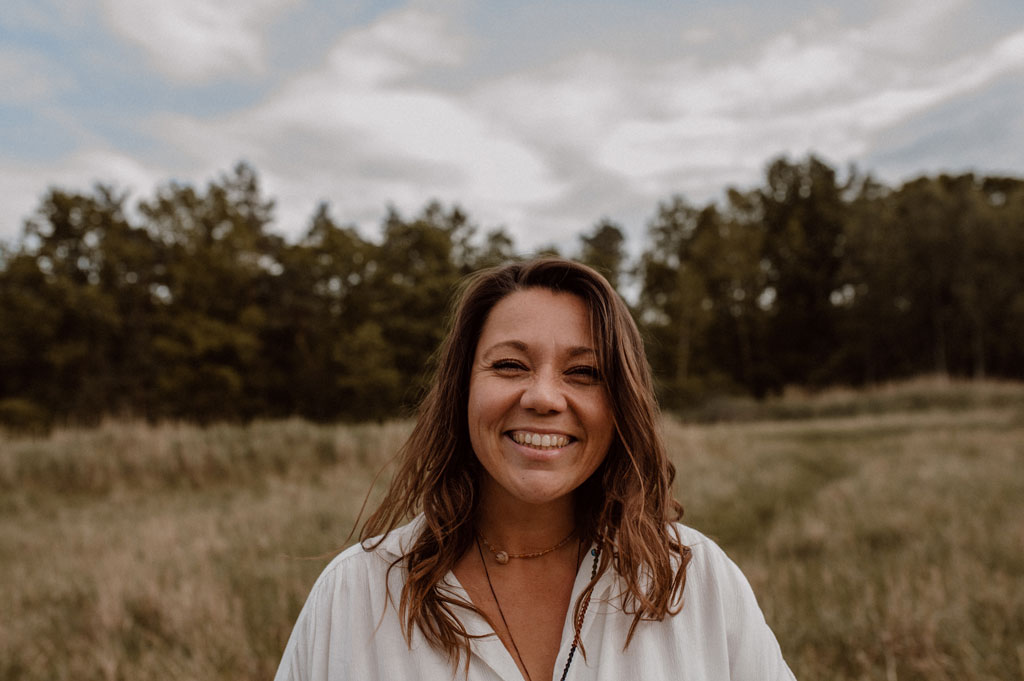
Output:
[274, 565, 338, 681]
[706, 539, 796, 681]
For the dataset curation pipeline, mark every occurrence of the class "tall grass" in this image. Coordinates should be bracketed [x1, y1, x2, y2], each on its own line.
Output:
[0, 417, 412, 496]
[0, 419, 409, 680]
[682, 374, 1024, 422]
[668, 407, 1024, 680]
[1, 380, 1022, 680]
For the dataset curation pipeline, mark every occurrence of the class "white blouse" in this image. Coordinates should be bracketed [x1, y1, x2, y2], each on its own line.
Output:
[274, 518, 797, 681]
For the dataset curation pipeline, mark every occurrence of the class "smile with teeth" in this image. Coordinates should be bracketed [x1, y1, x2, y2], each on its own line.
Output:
[509, 431, 572, 449]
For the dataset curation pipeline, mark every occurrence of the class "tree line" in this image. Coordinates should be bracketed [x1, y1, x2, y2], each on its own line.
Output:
[1, 156, 1022, 429]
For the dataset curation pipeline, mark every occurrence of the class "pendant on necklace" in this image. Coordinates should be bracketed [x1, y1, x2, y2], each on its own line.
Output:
[495, 551, 509, 565]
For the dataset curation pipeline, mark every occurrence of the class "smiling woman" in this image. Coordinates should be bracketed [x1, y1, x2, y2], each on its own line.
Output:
[467, 288, 614, 510]
[274, 258, 796, 681]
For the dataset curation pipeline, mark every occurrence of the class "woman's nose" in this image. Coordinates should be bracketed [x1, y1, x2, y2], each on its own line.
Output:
[520, 372, 567, 413]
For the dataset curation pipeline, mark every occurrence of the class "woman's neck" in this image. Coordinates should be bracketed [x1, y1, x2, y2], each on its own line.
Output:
[475, 485, 576, 552]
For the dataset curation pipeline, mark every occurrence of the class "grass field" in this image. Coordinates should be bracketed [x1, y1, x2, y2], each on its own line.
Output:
[1, 378, 1022, 680]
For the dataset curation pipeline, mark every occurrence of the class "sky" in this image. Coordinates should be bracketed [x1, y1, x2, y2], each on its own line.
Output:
[2, 0, 1023, 253]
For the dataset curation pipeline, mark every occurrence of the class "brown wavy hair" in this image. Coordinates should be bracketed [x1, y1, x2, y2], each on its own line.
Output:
[360, 257, 690, 667]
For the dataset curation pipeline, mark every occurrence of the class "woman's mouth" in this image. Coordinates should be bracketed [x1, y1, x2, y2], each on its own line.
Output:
[507, 430, 572, 450]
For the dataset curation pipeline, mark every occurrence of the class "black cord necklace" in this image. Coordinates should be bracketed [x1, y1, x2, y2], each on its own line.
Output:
[475, 536, 600, 681]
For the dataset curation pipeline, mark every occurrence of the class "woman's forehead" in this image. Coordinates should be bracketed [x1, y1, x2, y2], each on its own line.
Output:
[476, 288, 595, 350]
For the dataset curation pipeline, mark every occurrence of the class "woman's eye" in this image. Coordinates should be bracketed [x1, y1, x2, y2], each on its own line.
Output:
[491, 359, 526, 372]
[568, 366, 601, 382]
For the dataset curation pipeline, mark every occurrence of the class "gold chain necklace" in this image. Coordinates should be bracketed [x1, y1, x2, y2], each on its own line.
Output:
[478, 529, 576, 565]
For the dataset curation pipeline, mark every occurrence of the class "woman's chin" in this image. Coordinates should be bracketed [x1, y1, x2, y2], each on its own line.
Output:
[498, 477, 577, 508]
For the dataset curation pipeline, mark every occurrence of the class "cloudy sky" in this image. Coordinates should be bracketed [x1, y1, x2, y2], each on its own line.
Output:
[2, 0, 1023, 252]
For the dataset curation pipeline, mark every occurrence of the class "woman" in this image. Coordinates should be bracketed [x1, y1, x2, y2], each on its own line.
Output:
[275, 258, 795, 680]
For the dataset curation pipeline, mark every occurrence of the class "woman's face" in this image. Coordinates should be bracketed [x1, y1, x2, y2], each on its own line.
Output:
[467, 287, 614, 509]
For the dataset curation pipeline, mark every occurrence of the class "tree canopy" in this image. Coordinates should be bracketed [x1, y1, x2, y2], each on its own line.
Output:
[2, 157, 1022, 428]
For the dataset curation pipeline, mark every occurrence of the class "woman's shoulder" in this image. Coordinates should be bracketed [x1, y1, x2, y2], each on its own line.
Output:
[668, 522, 714, 547]
[667, 522, 753, 593]
[667, 521, 725, 559]
[274, 519, 426, 680]
[304, 516, 423, 598]
[664, 528, 796, 679]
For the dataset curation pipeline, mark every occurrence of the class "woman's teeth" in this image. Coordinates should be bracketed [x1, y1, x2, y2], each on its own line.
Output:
[510, 431, 570, 449]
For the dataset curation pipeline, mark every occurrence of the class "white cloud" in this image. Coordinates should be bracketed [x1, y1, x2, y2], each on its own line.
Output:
[132, 1, 1023, 246]
[680, 27, 715, 47]
[130, 6, 564, 243]
[578, 1, 1022, 200]
[322, 6, 464, 87]
[447, 0, 1023, 242]
[5, 0, 1021, 253]
[100, 0, 300, 82]
[472, 53, 633, 152]
[852, 0, 965, 56]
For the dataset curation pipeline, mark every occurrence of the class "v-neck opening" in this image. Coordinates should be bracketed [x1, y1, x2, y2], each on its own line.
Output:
[441, 542, 608, 681]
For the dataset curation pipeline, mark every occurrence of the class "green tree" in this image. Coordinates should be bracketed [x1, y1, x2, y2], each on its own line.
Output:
[637, 197, 717, 405]
[18, 186, 138, 421]
[364, 202, 476, 409]
[758, 155, 848, 387]
[272, 202, 378, 420]
[704, 188, 772, 395]
[578, 219, 627, 291]
[138, 162, 279, 421]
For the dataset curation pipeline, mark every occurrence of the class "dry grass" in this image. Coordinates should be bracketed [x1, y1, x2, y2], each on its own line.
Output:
[1, 380, 1022, 680]
[0, 419, 409, 681]
[0, 418, 412, 496]
[684, 374, 1024, 422]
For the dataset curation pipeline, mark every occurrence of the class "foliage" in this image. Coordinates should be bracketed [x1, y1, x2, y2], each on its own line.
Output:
[2, 156, 1024, 425]
[0, 165, 519, 425]
[634, 156, 1024, 409]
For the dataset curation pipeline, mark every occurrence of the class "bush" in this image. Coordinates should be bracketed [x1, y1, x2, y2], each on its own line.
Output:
[0, 398, 51, 436]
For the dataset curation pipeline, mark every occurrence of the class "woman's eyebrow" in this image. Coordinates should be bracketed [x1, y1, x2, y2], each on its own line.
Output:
[481, 340, 528, 355]
[481, 342, 595, 358]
